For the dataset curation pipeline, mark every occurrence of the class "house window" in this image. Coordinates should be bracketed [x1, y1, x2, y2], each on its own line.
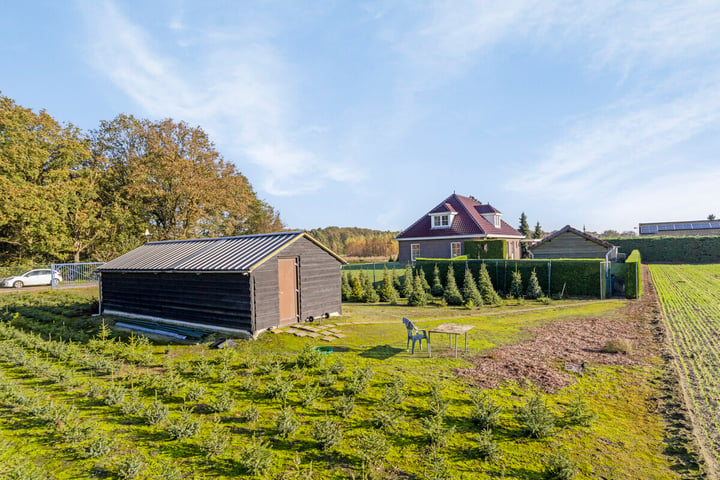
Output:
[411, 244, 420, 262]
[451, 242, 461, 258]
[432, 215, 450, 228]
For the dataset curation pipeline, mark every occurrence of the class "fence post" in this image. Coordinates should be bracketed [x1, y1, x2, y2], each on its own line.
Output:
[547, 261, 551, 296]
[51, 264, 56, 289]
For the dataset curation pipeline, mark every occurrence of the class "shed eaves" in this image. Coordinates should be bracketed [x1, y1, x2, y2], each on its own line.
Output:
[98, 231, 311, 272]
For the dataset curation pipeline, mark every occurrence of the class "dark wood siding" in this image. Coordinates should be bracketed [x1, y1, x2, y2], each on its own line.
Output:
[101, 272, 252, 331]
[252, 237, 342, 330]
[532, 232, 611, 259]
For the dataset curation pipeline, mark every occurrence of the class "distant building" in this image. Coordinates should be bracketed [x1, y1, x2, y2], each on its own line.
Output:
[529, 225, 618, 260]
[394, 193, 524, 263]
[639, 220, 720, 236]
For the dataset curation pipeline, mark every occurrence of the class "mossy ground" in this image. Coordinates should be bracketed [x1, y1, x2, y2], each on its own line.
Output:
[0, 288, 702, 479]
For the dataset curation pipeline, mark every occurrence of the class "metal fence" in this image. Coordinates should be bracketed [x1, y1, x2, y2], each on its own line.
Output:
[341, 261, 408, 283]
[51, 262, 104, 289]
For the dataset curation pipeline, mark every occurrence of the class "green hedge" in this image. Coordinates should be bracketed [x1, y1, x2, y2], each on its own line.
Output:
[612, 236, 720, 264]
[464, 240, 507, 259]
[415, 258, 607, 298]
[624, 250, 642, 298]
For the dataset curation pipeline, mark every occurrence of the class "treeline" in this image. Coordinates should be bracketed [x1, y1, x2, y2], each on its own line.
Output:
[0, 95, 283, 264]
[309, 227, 399, 258]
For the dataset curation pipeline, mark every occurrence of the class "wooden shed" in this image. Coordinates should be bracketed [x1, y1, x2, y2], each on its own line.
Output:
[528, 225, 618, 260]
[97, 231, 345, 337]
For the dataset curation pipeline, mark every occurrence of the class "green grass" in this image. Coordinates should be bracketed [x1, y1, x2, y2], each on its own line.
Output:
[0, 288, 701, 479]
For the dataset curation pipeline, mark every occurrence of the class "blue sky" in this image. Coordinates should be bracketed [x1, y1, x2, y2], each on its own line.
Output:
[2, 1, 719, 234]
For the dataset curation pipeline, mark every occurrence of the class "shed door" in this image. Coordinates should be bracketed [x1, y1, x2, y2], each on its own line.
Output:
[278, 257, 299, 325]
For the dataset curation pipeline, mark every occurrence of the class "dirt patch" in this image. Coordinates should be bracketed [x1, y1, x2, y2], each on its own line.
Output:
[456, 279, 661, 393]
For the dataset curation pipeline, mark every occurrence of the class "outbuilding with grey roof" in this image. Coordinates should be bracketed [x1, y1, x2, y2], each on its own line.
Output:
[97, 231, 345, 337]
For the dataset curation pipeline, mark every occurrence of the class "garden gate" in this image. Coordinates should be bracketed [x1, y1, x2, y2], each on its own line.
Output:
[51, 262, 104, 289]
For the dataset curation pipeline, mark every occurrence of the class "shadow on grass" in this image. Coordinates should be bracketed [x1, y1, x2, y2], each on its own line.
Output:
[359, 345, 404, 360]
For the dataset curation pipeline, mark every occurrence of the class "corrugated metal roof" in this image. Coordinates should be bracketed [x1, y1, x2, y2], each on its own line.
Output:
[98, 231, 336, 272]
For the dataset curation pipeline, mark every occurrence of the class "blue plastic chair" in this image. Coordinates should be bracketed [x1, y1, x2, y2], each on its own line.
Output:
[403, 317, 429, 355]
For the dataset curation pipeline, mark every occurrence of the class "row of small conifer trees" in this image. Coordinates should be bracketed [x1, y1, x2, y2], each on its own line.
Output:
[342, 264, 544, 307]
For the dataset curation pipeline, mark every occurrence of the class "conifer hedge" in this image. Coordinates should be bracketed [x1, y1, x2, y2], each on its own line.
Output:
[414, 258, 608, 298]
[464, 240, 507, 259]
[612, 236, 720, 264]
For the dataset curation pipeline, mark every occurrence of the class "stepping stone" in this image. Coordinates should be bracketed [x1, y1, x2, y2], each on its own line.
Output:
[294, 331, 308, 337]
[322, 324, 335, 328]
[320, 336, 335, 342]
[326, 328, 341, 334]
[290, 324, 301, 329]
[332, 333, 347, 339]
[270, 329, 284, 334]
[299, 326, 318, 332]
[306, 332, 321, 338]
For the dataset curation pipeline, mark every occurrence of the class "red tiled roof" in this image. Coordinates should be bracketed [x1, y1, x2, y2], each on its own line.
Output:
[396, 194, 523, 239]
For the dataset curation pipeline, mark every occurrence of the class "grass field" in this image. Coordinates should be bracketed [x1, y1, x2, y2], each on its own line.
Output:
[650, 264, 720, 476]
[0, 288, 702, 479]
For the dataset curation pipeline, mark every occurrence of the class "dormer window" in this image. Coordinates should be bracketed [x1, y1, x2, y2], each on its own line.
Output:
[482, 213, 502, 229]
[430, 213, 455, 229]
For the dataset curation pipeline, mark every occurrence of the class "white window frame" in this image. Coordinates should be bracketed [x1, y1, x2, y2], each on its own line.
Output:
[450, 242, 461, 258]
[430, 212, 455, 229]
[410, 243, 420, 262]
[494, 215, 501, 228]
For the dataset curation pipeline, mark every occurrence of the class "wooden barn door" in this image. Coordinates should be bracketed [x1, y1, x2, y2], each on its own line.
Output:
[278, 257, 299, 325]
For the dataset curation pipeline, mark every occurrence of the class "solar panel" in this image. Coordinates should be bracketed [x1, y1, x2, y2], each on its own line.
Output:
[692, 223, 711, 229]
[676, 223, 693, 229]
[711, 222, 720, 228]
[639, 225, 658, 234]
[658, 224, 675, 231]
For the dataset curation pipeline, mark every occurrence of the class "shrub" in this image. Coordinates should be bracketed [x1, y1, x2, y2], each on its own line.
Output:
[265, 374, 294, 406]
[120, 389, 144, 416]
[319, 369, 336, 388]
[421, 414, 455, 448]
[526, 268, 544, 299]
[333, 395, 355, 419]
[356, 430, 389, 476]
[401, 264, 414, 298]
[430, 264, 444, 297]
[601, 338, 632, 354]
[117, 454, 144, 480]
[192, 358, 214, 379]
[209, 390, 236, 413]
[312, 417, 344, 451]
[422, 447, 453, 480]
[144, 399, 169, 426]
[341, 272, 352, 301]
[350, 273, 365, 302]
[469, 390, 502, 430]
[275, 407, 300, 439]
[363, 273, 380, 303]
[346, 366, 373, 396]
[408, 273, 429, 306]
[238, 405, 260, 424]
[462, 266, 483, 307]
[474, 428, 500, 462]
[103, 383, 126, 406]
[330, 358, 346, 375]
[185, 380, 206, 402]
[543, 450, 577, 480]
[167, 407, 201, 440]
[477, 263, 502, 305]
[371, 403, 403, 431]
[236, 436, 275, 476]
[417, 266, 431, 293]
[517, 395, 555, 439]
[443, 265, 464, 306]
[564, 395, 597, 427]
[508, 270, 524, 299]
[428, 383, 449, 417]
[378, 267, 399, 303]
[295, 343, 324, 369]
[298, 382, 323, 408]
[78, 433, 114, 459]
[199, 420, 229, 458]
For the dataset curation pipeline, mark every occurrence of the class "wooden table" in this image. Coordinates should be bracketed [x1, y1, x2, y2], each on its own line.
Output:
[428, 323, 474, 357]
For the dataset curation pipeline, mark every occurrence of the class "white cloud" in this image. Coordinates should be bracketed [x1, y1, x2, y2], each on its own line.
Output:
[77, 0, 356, 196]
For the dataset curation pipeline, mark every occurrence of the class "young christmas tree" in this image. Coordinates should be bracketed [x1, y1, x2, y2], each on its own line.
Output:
[443, 264, 464, 306]
[508, 269, 524, 299]
[350, 273, 365, 302]
[392, 268, 402, 293]
[379, 267, 399, 303]
[525, 268, 543, 299]
[477, 263, 501, 305]
[408, 273, 429, 306]
[430, 264, 444, 297]
[341, 272, 352, 301]
[401, 264, 414, 298]
[363, 273, 379, 303]
[461, 266, 483, 307]
[417, 266, 431, 293]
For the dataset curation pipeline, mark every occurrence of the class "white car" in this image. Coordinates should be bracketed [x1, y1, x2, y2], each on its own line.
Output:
[2, 269, 62, 288]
